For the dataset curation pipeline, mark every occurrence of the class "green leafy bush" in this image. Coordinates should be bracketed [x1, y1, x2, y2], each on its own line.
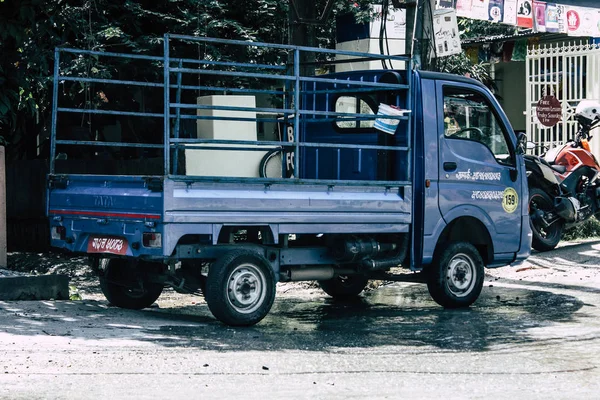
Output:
[563, 218, 600, 241]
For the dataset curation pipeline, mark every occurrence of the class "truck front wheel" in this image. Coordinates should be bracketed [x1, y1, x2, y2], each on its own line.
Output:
[204, 250, 276, 326]
[98, 258, 164, 310]
[426, 242, 484, 308]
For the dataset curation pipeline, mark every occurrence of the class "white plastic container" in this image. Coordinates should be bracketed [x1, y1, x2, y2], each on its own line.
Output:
[374, 103, 408, 135]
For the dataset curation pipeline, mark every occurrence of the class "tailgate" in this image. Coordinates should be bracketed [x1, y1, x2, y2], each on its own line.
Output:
[47, 174, 164, 257]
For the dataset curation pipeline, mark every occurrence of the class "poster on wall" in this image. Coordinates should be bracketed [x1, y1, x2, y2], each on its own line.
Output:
[503, 0, 518, 25]
[433, 9, 462, 57]
[488, 0, 504, 22]
[517, 0, 534, 28]
[533, 1, 546, 32]
[471, 0, 491, 21]
[456, 0, 473, 17]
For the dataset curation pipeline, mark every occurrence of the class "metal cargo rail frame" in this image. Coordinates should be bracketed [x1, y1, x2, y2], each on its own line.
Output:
[49, 33, 414, 188]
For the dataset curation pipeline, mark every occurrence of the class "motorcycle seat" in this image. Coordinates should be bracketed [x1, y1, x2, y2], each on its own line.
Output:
[538, 156, 567, 174]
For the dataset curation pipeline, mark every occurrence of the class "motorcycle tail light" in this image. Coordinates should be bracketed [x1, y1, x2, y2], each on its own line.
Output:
[143, 232, 162, 248]
[581, 139, 591, 152]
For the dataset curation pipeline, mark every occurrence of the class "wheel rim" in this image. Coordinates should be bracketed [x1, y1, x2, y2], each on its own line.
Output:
[445, 253, 476, 297]
[529, 194, 560, 241]
[226, 262, 268, 314]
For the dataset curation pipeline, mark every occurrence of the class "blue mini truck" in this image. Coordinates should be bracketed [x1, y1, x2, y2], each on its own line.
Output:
[47, 34, 531, 326]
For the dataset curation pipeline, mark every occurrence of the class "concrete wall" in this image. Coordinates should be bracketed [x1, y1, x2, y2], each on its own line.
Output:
[494, 61, 527, 132]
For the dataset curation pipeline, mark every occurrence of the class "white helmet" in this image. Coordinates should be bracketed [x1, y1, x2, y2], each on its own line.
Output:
[576, 100, 600, 125]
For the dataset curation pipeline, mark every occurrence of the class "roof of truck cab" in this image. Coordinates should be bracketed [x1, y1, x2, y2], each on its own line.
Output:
[416, 70, 487, 89]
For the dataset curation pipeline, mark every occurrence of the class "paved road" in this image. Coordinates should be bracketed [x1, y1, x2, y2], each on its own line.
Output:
[2, 240, 600, 399]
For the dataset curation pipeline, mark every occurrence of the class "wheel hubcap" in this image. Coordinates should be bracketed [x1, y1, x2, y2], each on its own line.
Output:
[227, 263, 267, 314]
[445, 254, 476, 297]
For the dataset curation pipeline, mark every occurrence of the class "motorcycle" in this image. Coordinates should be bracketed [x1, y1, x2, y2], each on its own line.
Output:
[525, 100, 600, 251]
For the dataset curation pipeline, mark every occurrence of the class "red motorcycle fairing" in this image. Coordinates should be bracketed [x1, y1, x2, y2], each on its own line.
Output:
[548, 143, 600, 181]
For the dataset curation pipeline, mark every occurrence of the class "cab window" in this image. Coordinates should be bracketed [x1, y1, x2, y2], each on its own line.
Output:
[334, 96, 376, 130]
[443, 87, 513, 165]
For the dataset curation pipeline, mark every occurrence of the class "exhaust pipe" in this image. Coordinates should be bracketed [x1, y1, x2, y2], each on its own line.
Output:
[282, 266, 358, 282]
[554, 197, 578, 222]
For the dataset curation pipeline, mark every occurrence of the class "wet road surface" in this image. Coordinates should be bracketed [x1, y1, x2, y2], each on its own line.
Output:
[2, 241, 600, 399]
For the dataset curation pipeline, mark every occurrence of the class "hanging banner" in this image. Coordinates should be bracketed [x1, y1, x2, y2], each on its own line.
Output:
[471, 0, 491, 21]
[488, 0, 504, 22]
[566, 6, 600, 37]
[517, 0, 534, 28]
[556, 4, 567, 33]
[504, 0, 518, 25]
[533, 1, 546, 32]
[456, 0, 473, 17]
[545, 3, 559, 33]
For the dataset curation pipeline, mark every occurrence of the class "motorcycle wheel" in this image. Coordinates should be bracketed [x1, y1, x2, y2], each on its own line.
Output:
[529, 187, 563, 252]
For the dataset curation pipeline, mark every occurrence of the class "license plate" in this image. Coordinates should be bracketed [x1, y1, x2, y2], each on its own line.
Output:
[87, 236, 128, 255]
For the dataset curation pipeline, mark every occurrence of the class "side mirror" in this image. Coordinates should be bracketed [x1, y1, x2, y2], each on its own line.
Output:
[516, 132, 527, 155]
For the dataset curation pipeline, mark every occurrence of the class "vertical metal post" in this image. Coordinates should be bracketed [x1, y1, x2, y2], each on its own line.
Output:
[163, 34, 171, 175]
[406, 68, 413, 180]
[49, 49, 60, 174]
[173, 58, 183, 175]
[0, 146, 6, 267]
[525, 47, 531, 151]
[293, 48, 300, 177]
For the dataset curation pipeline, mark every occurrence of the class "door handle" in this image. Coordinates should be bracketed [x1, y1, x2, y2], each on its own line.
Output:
[443, 162, 457, 171]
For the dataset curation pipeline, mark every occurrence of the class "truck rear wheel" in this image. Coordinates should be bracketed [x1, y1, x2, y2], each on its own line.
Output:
[426, 242, 484, 308]
[204, 250, 276, 326]
[99, 259, 164, 310]
[318, 275, 369, 299]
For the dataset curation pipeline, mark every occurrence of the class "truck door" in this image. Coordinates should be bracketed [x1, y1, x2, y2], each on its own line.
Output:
[437, 82, 521, 254]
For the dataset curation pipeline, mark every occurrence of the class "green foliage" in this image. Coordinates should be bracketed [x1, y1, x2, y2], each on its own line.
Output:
[457, 17, 518, 41]
[563, 219, 600, 241]
[0, 0, 303, 159]
[69, 285, 82, 301]
[436, 52, 496, 90]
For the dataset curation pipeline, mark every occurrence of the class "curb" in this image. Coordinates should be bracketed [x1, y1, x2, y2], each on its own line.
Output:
[0, 275, 70, 300]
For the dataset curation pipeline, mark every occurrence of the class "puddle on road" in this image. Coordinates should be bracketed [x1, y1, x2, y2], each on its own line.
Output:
[149, 284, 585, 352]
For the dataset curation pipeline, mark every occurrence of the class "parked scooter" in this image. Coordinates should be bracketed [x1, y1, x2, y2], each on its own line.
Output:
[525, 100, 600, 251]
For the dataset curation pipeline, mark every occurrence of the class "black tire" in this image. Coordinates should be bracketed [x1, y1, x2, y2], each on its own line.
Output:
[204, 250, 276, 326]
[259, 149, 283, 178]
[427, 242, 484, 308]
[318, 274, 369, 299]
[98, 258, 164, 310]
[529, 187, 563, 251]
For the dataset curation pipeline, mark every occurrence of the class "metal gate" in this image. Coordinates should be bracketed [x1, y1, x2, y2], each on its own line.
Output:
[526, 41, 600, 156]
